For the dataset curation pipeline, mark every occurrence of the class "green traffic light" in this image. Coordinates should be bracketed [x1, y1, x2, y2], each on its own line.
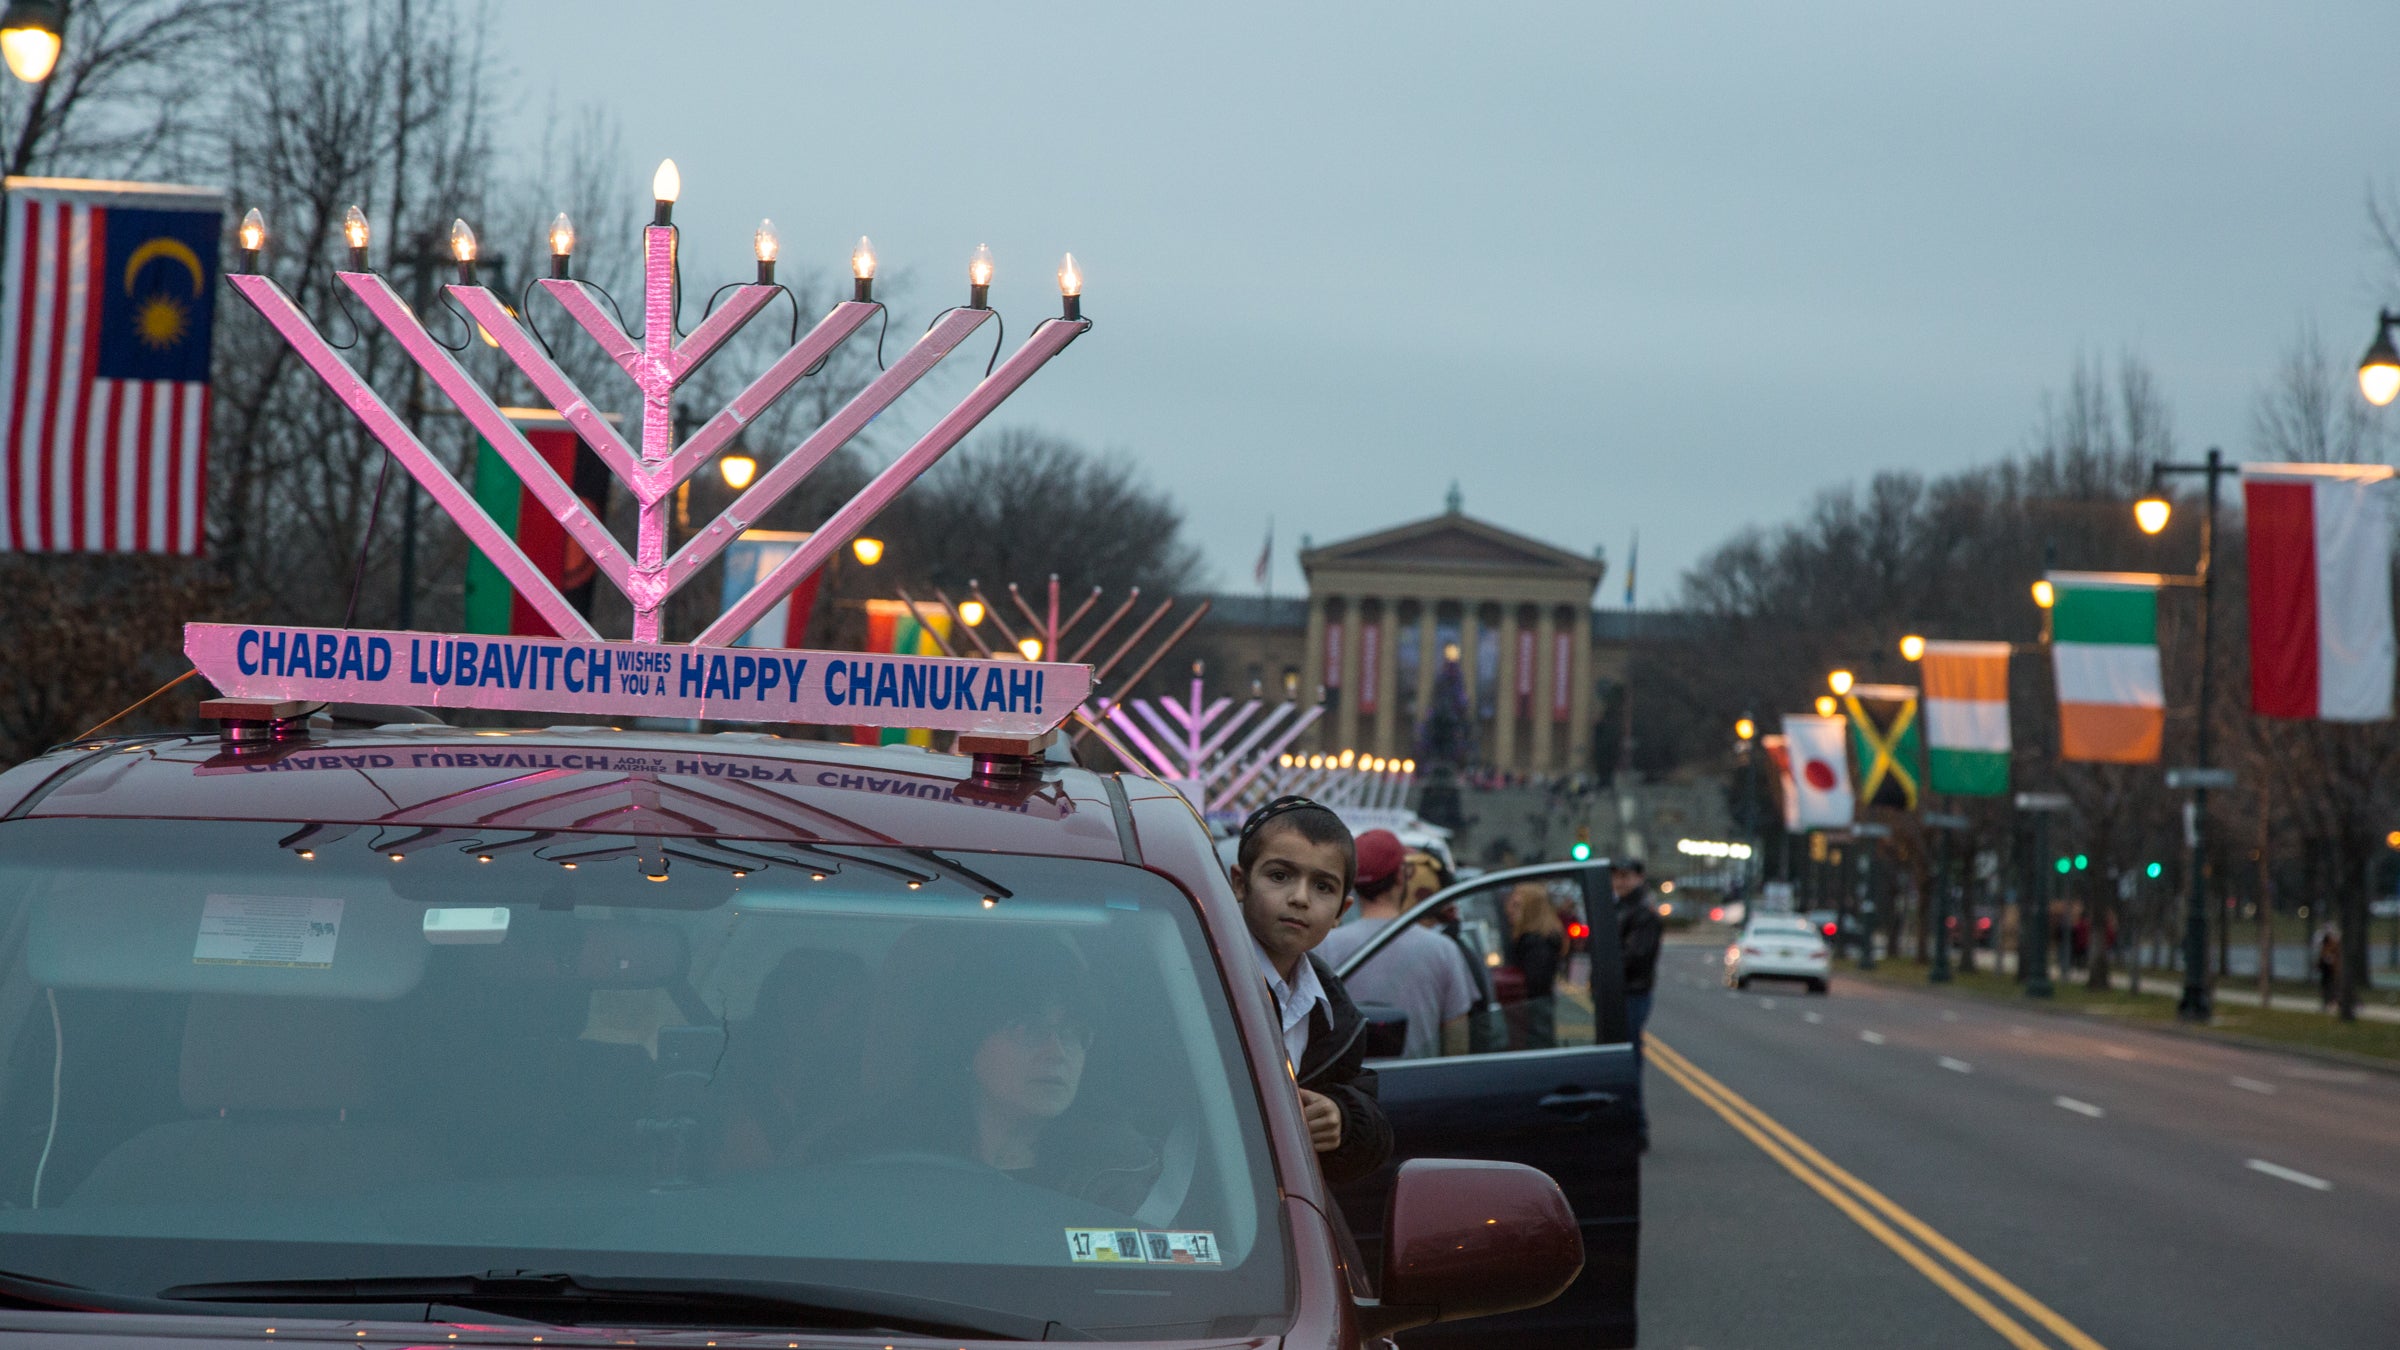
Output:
[1570, 842, 1592, 862]
[2145, 861, 2163, 879]
[2073, 854, 2089, 871]
[2055, 857, 2071, 874]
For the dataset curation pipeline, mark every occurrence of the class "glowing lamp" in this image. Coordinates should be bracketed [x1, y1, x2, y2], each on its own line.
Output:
[718, 452, 757, 490]
[753, 218, 779, 284]
[1827, 669, 1854, 697]
[343, 204, 370, 271]
[1058, 252, 1082, 319]
[0, 1, 63, 84]
[1899, 634, 1925, 662]
[852, 235, 877, 301]
[2359, 312, 2400, 407]
[1401, 758, 1416, 773]
[1339, 749, 1355, 768]
[2134, 496, 2171, 535]
[1017, 637, 1044, 661]
[1815, 695, 1838, 717]
[651, 158, 681, 225]
[958, 599, 986, 627]
[850, 536, 883, 566]
[236, 208, 265, 272]
[448, 217, 477, 285]
[549, 212, 575, 278]
[1734, 717, 1756, 741]
[2032, 579, 2055, 610]
[968, 243, 994, 308]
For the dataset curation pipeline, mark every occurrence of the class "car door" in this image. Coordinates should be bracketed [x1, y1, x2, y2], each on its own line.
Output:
[1327, 860, 1639, 1349]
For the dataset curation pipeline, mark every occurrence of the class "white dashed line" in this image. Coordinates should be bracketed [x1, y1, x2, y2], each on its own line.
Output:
[1941, 1009, 1960, 1022]
[2245, 1159, 2332, 1191]
[2010, 1026, 2033, 1037]
[1859, 1030, 1886, 1045]
[1760, 998, 1778, 1010]
[2053, 1096, 2104, 1117]
[2230, 1077, 2277, 1095]
[2100, 1046, 2139, 1061]
[1937, 1056, 1974, 1074]
[1803, 1011, 1824, 1025]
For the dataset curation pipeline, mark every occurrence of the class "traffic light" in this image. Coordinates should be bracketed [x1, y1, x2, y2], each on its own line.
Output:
[1570, 825, 1592, 862]
[2073, 854, 2089, 871]
[2145, 861, 2163, 879]
[2055, 857, 2071, 875]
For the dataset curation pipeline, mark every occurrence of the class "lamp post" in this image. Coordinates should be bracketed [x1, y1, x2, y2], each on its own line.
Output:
[2141, 448, 2236, 1023]
[1735, 714, 1760, 903]
[2357, 310, 2400, 408]
[0, 0, 64, 85]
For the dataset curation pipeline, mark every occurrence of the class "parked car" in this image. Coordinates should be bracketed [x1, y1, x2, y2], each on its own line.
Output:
[1726, 915, 1832, 993]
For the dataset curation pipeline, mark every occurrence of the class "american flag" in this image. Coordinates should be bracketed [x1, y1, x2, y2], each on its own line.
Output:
[1, 178, 224, 554]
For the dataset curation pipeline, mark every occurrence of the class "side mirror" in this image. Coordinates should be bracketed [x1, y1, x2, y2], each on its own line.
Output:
[1356, 1159, 1582, 1338]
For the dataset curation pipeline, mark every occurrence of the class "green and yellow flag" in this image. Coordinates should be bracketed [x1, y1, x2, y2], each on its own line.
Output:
[1844, 683, 1923, 811]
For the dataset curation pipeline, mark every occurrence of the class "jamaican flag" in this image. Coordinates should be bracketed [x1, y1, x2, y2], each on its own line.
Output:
[1844, 683, 1923, 810]
[463, 417, 612, 636]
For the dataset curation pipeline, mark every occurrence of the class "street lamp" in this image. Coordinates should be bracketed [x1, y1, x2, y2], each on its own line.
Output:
[2148, 448, 2237, 1023]
[2134, 495, 2171, 536]
[718, 452, 757, 490]
[0, 0, 63, 84]
[957, 599, 986, 628]
[2358, 310, 2400, 407]
[1898, 634, 1925, 663]
[1734, 717, 1756, 742]
[1828, 669, 1854, 697]
[2031, 578, 2055, 610]
[850, 536, 884, 566]
[1814, 695, 1838, 718]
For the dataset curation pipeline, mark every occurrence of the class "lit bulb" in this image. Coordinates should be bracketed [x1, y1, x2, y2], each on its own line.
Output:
[851, 536, 884, 566]
[958, 599, 987, 627]
[1735, 717, 1756, 740]
[2362, 360, 2400, 409]
[968, 242, 995, 306]
[1827, 669, 1854, 697]
[1339, 749, 1355, 768]
[2134, 496, 2171, 536]
[719, 452, 757, 491]
[343, 204, 369, 253]
[1401, 759, 1416, 774]
[549, 212, 575, 257]
[237, 208, 266, 267]
[2031, 579, 2056, 610]
[753, 218, 779, 263]
[1058, 252, 1081, 297]
[0, 14, 61, 85]
[1018, 637, 1044, 661]
[1815, 695, 1838, 718]
[1899, 634, 1926, 662]
[449, 218, 477, 263]
[653, 158, 681, 204]
[849, 235, 878, 301]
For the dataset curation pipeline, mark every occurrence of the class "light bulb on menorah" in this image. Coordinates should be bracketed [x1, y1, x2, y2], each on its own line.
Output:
[226, 160, 1092, 646]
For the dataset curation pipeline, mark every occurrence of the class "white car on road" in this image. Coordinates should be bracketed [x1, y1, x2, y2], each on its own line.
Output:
[1725, 914, 1831, 993]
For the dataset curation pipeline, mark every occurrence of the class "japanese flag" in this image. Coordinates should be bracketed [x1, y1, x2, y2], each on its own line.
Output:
[1779, 713, 1854, 829]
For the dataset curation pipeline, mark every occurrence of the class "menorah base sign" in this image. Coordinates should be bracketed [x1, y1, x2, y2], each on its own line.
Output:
[185, 623, 1087, 736]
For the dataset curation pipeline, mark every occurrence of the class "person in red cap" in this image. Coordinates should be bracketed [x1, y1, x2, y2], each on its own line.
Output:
[1316, 828, 1477, 1060]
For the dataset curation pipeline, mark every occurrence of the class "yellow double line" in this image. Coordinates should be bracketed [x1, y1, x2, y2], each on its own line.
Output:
[1649, 1037, 2108, 1350]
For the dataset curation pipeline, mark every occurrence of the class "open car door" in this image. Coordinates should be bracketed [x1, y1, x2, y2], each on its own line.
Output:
[1328, 860, 1639, 1349]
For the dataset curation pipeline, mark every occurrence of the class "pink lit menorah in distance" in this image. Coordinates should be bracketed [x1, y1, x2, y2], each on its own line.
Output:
[1104, 670, 1324, 819]
[227, 160, 1091, 646]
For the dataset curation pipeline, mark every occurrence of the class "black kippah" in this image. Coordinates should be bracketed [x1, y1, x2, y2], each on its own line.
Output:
[1238, 795, 1323, 846]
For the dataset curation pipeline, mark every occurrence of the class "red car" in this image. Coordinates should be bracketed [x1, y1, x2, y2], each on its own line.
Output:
[0, 712, 1637, 1348]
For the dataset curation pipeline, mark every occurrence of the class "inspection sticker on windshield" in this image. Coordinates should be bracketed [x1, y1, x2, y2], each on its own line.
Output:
[193, 894, 343, 969]
[1064, 1229, 1148, 1263]
[1139, 1230, 1222, 1266]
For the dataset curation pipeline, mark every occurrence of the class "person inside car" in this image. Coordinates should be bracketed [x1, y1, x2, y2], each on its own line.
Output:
[1227, 796, 1394, 1185]
[808, 933, 1163, 1211]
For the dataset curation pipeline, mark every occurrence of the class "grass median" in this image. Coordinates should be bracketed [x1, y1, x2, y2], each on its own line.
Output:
[1836, 955, 2400, 1065]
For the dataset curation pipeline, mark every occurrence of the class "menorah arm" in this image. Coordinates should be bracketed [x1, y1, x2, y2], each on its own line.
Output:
[664, 306, 992, 603]
[1206, 707, 1326, 814]
[453, 285, 649, 493]
[1128, 700, 1192, 766]
[657, 300, 880, 491]
[227, 273, 602, 640]
[669, 285, 779, 380]
[1102, 704, 1180, 780]
[538, 278, 646, 385]
[696, 317, 1091, 647]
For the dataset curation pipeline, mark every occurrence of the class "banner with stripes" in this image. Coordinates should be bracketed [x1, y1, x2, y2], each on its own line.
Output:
[1, 177, 223, 555]
[2049, 571, 2165, 763]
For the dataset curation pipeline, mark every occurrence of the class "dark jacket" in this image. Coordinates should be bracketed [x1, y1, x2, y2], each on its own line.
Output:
[1295, 952, 1395, 1185]
[1616, 886, 1663, 996]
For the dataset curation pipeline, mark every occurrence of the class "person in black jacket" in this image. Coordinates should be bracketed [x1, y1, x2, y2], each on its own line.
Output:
[1229, 796, 1395, 1185]
[1612, 858, 1663, 1150]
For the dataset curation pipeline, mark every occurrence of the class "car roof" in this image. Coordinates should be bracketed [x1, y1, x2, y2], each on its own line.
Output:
[0, 725, 1136, 862]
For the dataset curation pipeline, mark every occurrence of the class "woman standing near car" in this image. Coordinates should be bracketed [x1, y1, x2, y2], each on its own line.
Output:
[1507, 882, 1567, 1049]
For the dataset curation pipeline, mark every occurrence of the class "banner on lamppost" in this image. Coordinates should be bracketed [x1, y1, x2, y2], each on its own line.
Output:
[2048, 571, 2165, 763]
[1921, 641, 2011, 796]
[1843, 683, 1922, 810]
[2242, 463, 2396, 721]
[1778, 714, 1854, 829]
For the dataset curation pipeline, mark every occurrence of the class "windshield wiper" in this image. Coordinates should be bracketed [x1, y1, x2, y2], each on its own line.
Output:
[157, 1271, 1081, 1341]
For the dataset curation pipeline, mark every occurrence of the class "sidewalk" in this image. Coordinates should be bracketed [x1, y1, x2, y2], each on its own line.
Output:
[1975, 948, 2400, 1025]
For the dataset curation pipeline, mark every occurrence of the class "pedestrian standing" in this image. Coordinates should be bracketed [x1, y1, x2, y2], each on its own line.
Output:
[1612, 858, 1663, 1151]
[2314, 921, 2341, 1012]
[1507, 881, 1567, 1049]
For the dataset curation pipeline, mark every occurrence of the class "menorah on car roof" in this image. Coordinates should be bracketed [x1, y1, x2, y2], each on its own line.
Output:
[226, 159, 1090, 648]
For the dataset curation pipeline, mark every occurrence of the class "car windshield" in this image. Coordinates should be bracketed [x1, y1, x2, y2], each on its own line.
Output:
[0, 817, 1283, 1339]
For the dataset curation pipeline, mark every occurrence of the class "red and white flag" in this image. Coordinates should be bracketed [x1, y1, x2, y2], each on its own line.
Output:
[1, 177, 224, 555]
[1778, 713, 1854, 829]
[2242, 463, 2396, 721]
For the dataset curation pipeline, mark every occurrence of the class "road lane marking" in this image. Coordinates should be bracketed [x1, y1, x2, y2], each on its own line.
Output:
[2100, 1046, 2138, 1061]
[2230, 1077, 2276, 1095]
[2053, 1096, 2104, 1118]
[1804, 1011, 1824, 1024]
[2245, 1159, 2332, 1191]
[2010, 1026, 2032, 1037]
[1859, 1030, 1886, 1045]
[1942, 1009, 1961, 1022]
[1938, 1057, 1974, 1074]
[1760, 997, 1778, 1009]
[1652, 1039, 2110, 1350]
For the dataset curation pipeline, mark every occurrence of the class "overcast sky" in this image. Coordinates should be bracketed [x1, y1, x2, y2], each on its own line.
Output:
[487, 0, 2397, 605]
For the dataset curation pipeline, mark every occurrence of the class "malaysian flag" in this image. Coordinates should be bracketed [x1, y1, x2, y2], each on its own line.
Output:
[1, 177, 224, 554]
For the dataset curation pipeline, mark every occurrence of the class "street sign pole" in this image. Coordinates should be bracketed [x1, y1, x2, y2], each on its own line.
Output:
[2013, 792, 2069, 998]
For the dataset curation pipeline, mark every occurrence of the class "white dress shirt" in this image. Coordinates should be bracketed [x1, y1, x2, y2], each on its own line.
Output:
[1253, 938, 1331, 1073]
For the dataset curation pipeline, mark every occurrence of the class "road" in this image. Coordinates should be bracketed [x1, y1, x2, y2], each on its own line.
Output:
[1635, 938, 2400, 1349]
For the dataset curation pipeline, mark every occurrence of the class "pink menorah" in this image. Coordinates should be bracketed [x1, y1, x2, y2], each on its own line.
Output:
[1105, 672, 1324, 817]
[228, 165, 1089, 646]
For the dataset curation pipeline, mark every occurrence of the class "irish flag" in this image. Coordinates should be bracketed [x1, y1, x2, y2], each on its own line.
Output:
[2049, 572, 2164, 763]
[1921, 641, 2010, 796]
[2242, 463, 2396, 721]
